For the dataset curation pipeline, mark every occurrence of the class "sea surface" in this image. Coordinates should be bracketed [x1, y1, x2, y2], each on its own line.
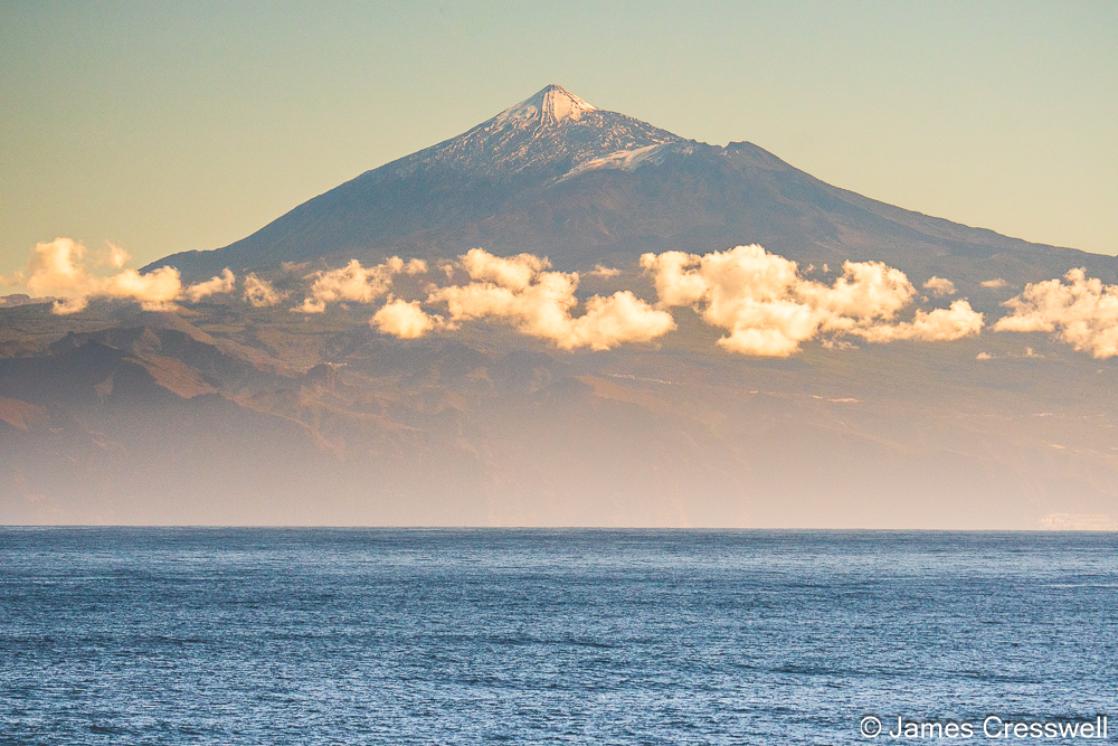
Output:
[0, 529, 1115, 745]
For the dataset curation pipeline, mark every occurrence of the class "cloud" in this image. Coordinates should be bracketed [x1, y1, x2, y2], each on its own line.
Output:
[923, 276, 957, 296]
[184, 268, 236, 302]
[100, 267, 185, 312]
[976, 351, 993, 361]
[371, 297, 440, 339]
[243, 273, 284, 308]
[980, 278, 1009, 289]
[10, 239, 990, 356]
[853, 300, 985, 343]
[7, 237, 234, 314]
[566, 291, 678, 350]
[993, 268, 1118, 358]
[588, 264, 621, 278]
[640, 244, 980, 356]
[422, 248, 675, 350]
[459, 249, 546, 291]
[105, 242, 130, 270]
[295, 257, 427, 313]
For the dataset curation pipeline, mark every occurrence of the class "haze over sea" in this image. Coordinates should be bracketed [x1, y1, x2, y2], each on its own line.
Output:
[1, 529, 1115, 744]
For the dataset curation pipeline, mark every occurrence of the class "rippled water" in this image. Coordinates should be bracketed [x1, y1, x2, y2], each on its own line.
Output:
[1, 529, 1116, 744]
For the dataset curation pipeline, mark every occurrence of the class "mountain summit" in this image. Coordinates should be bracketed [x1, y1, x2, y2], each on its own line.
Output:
[150, 84, 1111, 284]
[497, 83, 598, 126]
[386, 83, 680, 178]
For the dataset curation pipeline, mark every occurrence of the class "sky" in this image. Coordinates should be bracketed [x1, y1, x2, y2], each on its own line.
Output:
[2, 0, 1116, 284]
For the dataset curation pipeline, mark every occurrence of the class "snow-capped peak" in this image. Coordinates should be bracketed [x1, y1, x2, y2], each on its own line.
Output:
[385, 84, 682, 178]
[495, 84, 599, 127]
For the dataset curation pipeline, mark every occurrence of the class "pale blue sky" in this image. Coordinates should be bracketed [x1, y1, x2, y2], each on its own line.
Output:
[2, 0, 1116, 278]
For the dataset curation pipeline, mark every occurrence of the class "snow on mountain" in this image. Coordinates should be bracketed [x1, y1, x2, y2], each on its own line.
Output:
[495, 83, 598, 126]
[385, 83, 681, 178]
[559, 142, 683, 181]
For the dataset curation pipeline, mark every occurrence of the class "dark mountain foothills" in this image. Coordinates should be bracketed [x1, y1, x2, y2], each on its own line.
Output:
[147, 84, 1114, 286]
[3, 85, 1117, 526]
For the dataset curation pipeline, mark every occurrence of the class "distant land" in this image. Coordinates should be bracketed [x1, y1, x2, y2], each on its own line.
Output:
[2, 85, 1116, 528]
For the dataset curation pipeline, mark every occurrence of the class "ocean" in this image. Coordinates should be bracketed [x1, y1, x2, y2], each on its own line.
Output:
[1, 529, 1115, 744]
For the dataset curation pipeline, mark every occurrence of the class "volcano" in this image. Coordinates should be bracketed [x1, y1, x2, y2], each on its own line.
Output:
[149, 84, 1113, 287]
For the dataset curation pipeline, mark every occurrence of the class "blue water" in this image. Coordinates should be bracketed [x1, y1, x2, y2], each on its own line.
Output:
[1, 529, 1115, 744]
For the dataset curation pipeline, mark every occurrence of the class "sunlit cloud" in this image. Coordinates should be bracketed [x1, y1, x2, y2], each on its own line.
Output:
[295, 257, 428, 313]
[640, 244, 981, 356]
[185, 268, 236, 302]
[4, 239, 1011, 356]
[923, 276, 957, 297]
[993, 268, 1118, 358]
[417, 248, 675, 350]
[242, 273, 284, 308]
[852, 300, 984, 343]
[980, 278, 1009, 289]
[371, 297, 440, 339]
[4, 237, 235, 314]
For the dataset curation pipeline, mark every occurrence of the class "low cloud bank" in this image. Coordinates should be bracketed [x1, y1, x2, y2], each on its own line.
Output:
[4, 238, 236, 314]
[994, 268, 1118, 358]
[640, 245, 982, 356]
[13, 238, 1117, 360]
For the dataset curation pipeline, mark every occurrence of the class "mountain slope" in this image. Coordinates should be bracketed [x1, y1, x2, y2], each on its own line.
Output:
[149, 84, 1114, 284]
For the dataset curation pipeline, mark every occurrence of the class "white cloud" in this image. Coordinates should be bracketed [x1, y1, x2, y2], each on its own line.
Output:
[101, 268, 184, 311]
[565, 291, 678, 350]
[105, 242, 130, 270]
[371, 297, 439, 339]
[923, 276, 957, 296]
[184, 268, 236, 302]
[243, 273, 284, 308]
[994, 268, 1118, 358]
[9, 239, 992, 356]
[425, 248, 674, 350]
[7, 237, 235, 314]
[460, 249, 547, 291]
[295, 257, 427, 313]
[588, 264, 622, 278]
[853, 300, 985, 343]
[980, 278, 1009, 289]
[640, 244, 979, 356]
